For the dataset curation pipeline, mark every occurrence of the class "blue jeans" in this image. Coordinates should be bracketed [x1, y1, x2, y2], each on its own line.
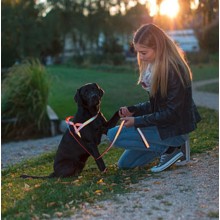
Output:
[107, 126, 187, 169]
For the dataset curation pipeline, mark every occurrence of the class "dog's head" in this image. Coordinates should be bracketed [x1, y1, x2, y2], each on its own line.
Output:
[74, 83, 104, 113]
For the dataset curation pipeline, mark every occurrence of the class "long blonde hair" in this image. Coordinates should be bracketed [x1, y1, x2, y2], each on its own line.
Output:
[133, 23, 192, 98]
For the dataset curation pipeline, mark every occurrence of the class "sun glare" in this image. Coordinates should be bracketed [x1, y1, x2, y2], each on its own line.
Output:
[190, 0, 199, 10]
[160, 0, 180, 18]
[147, 0, 180, 18]
[147, 0, 157, 17]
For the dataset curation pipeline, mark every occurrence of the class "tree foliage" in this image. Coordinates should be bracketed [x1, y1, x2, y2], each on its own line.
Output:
[2, 0, 219, 67]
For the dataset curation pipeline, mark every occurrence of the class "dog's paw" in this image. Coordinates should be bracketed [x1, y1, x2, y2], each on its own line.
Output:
[20, 174, 31, 179]
[102, 168, 108, 173]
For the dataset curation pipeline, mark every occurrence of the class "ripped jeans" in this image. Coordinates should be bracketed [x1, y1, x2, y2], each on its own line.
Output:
[107, 126, 187, 169]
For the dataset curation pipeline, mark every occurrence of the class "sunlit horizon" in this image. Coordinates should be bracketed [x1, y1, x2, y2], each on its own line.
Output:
[37, 0, 199, 19]
[147, 0, 180, 18]
[145, 0, 199, 18]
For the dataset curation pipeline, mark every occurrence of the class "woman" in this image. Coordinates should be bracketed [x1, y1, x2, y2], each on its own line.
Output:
[107, 23, 201, 172]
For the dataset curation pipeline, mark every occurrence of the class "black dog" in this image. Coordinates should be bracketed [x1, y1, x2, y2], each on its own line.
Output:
[21, 83, 120, 179]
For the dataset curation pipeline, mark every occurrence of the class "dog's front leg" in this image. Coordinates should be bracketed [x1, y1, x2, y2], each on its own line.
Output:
[104, 111, 120, 133]
[88, 144, 107, 172]
[95, 158, 107, 173]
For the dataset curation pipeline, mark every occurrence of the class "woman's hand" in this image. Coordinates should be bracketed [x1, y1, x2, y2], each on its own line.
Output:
[121, 117, 134, 127]
[119, 107, 134, 117]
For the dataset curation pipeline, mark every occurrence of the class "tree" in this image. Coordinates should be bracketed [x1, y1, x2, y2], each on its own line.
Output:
[2, 0, 48, 67]
[197, 0, 219, 26]
[194, 0, 219, 52]
[2, 0, 218, 67]
[2, 1, 19, 67]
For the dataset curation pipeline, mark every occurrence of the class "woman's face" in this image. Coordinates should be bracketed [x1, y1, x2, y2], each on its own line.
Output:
[135, 43, 156, 63]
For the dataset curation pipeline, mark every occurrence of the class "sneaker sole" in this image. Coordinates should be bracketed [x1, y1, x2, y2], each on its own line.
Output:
[151, 152, 184, 173]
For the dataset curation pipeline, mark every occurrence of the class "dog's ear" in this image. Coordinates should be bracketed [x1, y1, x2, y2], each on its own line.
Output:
[99, 87, 104, 97]
[74, 89, 82, 104]
[93, 83, 104, 97]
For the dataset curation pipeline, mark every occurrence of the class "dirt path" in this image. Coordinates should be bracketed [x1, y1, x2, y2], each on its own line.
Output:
[57, 147, 218, 220]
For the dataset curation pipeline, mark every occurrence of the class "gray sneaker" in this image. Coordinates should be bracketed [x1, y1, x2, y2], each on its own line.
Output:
[175, 140, 191, 165]
[151, 148, 183, 173]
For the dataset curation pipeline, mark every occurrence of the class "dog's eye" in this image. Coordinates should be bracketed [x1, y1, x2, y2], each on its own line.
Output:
[85, 90, 90, 96]
[81, 88, 88, 96]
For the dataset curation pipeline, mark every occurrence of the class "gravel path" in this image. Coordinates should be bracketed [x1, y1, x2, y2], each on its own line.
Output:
[192, 79, 219, 111]
[56, 148, 219, 220]
[2, 79, 219, 219]
[1, 135, 62, 169]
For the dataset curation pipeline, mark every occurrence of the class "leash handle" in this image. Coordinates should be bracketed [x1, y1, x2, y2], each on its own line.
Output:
[137, 128, 150, 148]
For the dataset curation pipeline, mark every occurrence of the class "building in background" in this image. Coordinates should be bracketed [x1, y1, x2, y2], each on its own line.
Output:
[167, 29, 200, 52]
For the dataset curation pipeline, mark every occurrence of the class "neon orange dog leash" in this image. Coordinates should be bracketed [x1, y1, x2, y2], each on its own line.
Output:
[65, 116, 150, 160]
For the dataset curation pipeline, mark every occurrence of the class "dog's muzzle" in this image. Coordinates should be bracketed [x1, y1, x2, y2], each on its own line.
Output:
[88, 93, 100, 106]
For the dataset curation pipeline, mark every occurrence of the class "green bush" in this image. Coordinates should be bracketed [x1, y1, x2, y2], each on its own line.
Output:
[108, 53, 125, 66]
[87, 53, 106, 65]
[186, 51, 210, 64]
[2, 59, 50, 141]
[72, 55, 84, 65]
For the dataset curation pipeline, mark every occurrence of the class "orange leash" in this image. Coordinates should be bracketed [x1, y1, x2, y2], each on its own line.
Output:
[66, 117, 150, 160]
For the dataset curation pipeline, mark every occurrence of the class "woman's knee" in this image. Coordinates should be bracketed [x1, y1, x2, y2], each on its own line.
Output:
[118, 158, 132, 169]
[117, 150, 138, 169]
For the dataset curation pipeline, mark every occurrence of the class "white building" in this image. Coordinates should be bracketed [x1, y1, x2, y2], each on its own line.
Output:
[167, 29, 200, 52]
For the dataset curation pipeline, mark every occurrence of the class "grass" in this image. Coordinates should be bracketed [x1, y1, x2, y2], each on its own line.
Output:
[197, 82, 219, 94]
[2, 62, 219, 219]
[190, 108, 219, 153]
[2, 146, 148, 219]
[47, 63, 219, 119]
[2, 107, 218, 219]
[191, 63, 219, 81]
[47, 65, 146, 119]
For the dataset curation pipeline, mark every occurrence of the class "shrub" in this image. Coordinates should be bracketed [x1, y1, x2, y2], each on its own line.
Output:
[72, 55, 84, 65]
[107, 53, 125, 66]
[2, 58, 50, 141]
[86, 53, 105, 65]
[186, 51, 210, 64]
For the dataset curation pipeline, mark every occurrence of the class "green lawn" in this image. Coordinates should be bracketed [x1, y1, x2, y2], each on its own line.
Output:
[47, 63, 219, 119]
[197, 82, 219, 94]
[47, 65, 146, 119]
[191, 63, 219, 81]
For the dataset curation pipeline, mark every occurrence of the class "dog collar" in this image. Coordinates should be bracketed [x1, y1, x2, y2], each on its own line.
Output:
[65, 114, 98, 137]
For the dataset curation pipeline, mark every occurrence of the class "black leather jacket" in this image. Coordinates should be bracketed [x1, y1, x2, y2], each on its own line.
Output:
[128, 70, 201, 140]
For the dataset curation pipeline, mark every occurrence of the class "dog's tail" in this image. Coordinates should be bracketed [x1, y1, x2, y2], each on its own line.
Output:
[20, 172, 55, 179]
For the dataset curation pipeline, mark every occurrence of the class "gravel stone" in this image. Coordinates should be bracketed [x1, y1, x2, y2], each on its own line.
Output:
[61, 150, 218, 220]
